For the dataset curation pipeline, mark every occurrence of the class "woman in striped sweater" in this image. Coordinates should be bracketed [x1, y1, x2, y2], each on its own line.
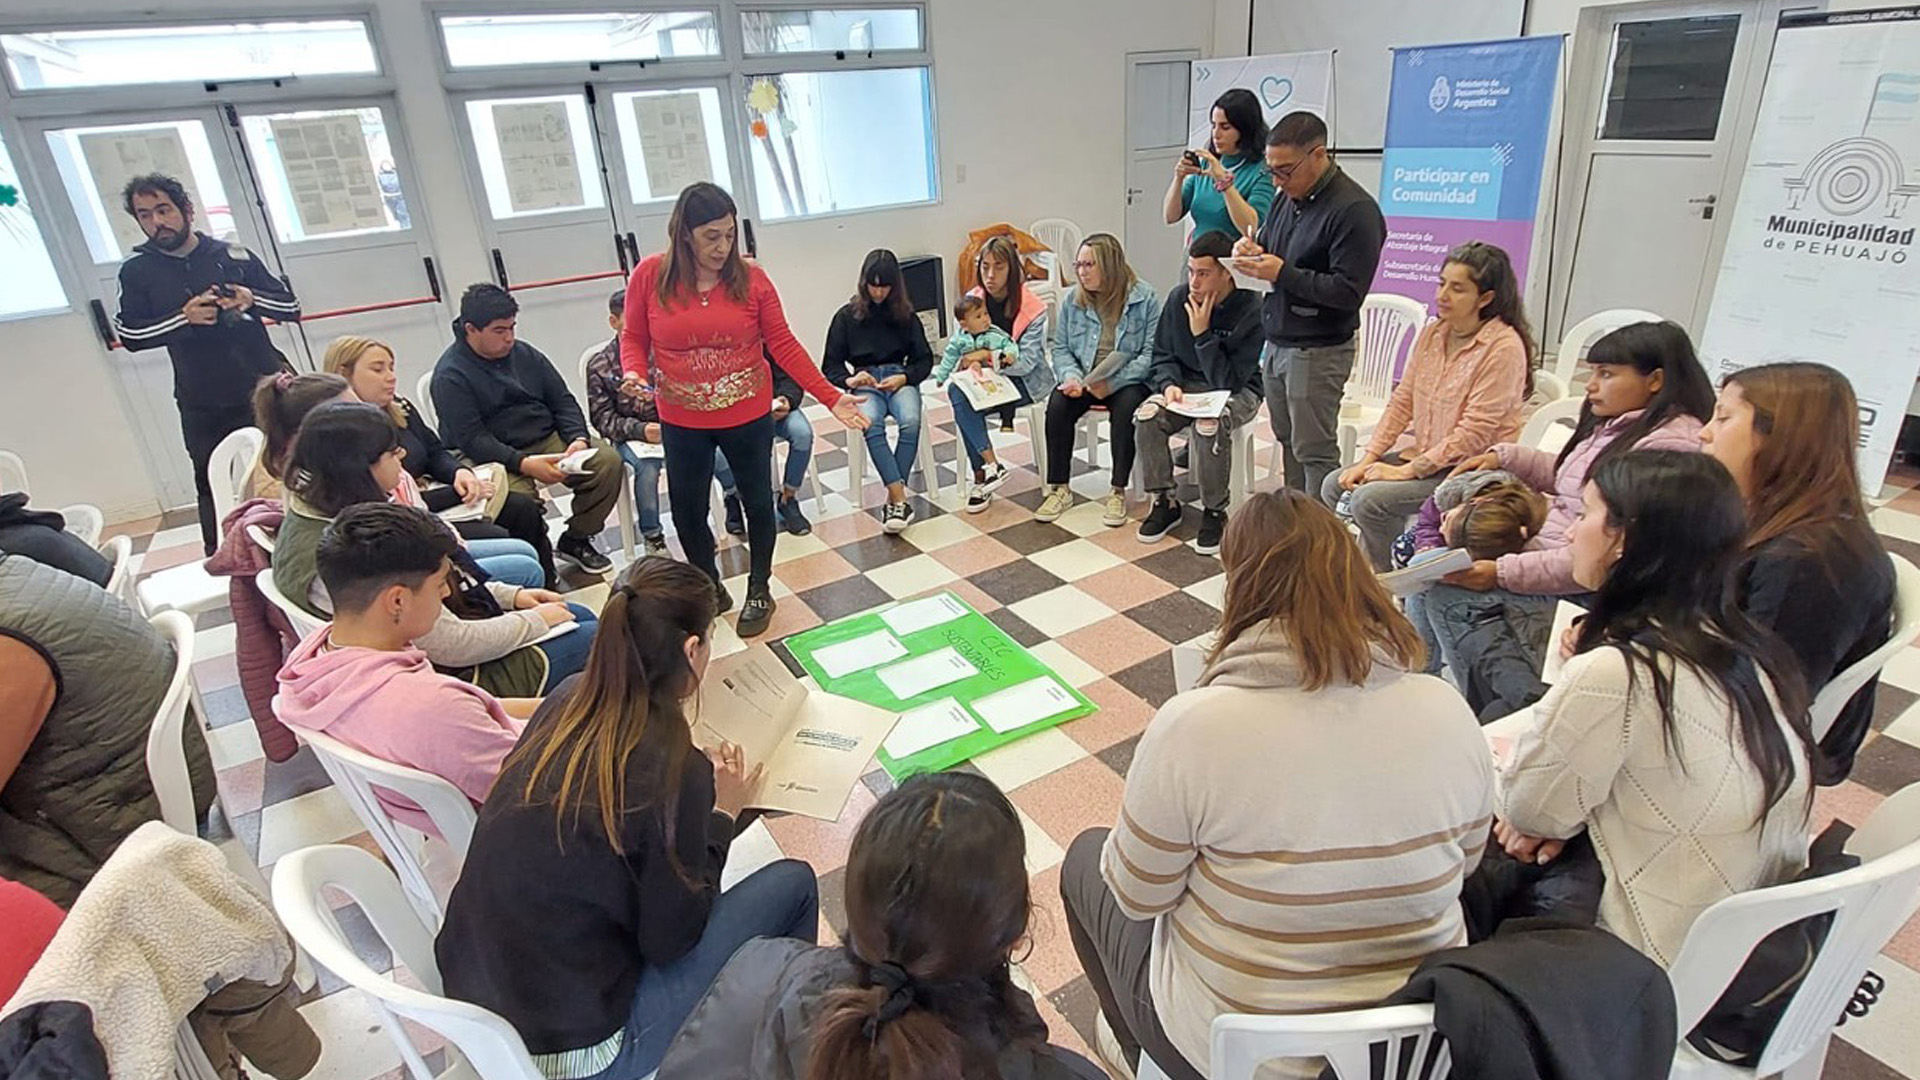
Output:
[1061, 489, 1495, 1080]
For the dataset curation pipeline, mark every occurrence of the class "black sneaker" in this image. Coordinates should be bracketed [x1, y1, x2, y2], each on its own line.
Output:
[1138, 497, 1181, 543]
[1194, 509, 1227, 556]
[712, 578, 735, 614]
[556, 534, 612, 574]
[882, 501, 916, 533]
[999, 416, 1017, 432]
[724, 494, 747, 536]
[965, 488, 992, 514]
[777, 494, 812, 536]
[643, 533, 668, 556]
[975, 461, 1009, 496]
[737, 588, 776, 637]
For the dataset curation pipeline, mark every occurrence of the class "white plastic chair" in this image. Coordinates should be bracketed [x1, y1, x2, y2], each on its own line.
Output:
[1810, 554, 1920, 741]
[1, 447, 110, 548]
[1337, 294, 1430, 466]
[1552, 308, 1665, 387]
[256, 565, 328, 640]
[844, 396, 942, 506]
[272, 845, 545, 1080]
[1667, 781, 1920, 1079]
[1203, 1004, 1450, 1080]
[1519, 396, 1585, 455]
[1027, 218, 1085, 289]
[1532, 369, 1569, 403]
[136, 426, 263, 622]
[101, 534, 134, 603]
[414, 371, 439, 430]
[288, 720, 478, 928]
[144, 610, 203, 836]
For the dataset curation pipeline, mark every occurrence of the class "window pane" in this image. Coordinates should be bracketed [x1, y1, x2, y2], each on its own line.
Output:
[440, 13, 718, 68]
[741, 8, 922, 55]
[1600, 16, 1740, 141]
[745, 67, 935, 221]
[612, 87, 731, 204]
[0, 133, 68, 319]
[241, 108, 409, 242]
[43, 120, 238, 264]
[2, 21, 376, 91]
[465, 95, 606, 219]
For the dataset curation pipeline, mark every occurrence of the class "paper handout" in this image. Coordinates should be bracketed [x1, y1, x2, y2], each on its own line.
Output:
[970, 676, 1080, 734]
[555, 448, 597, 475]
[436, 501, 487, 524]
[952, 365, 1021, 410]
[878, 592, 969, 637]
[881, 697, 980, 761]
[624, 439, 665, 460]
[875, 647, 977, 700]
[693, 645, 899, 820]
[1165, 390, 1229, 419]
[1376, 549, 1472, 598]
[812, 628, 908, 679]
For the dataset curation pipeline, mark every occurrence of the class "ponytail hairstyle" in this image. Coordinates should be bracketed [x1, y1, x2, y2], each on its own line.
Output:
[804, 772, 1047, 1080]
[656, 181, 751, 311]
[1577, 450, 1813, 820]
[504, 556, 718, 862]
[283, 402, 399, 516]
[1442, 241, 1536, 393]
[1554, 320, 1714, 476]
[252, 371, 351, 480]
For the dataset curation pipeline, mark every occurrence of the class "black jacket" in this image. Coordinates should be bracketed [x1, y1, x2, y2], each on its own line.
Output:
[113, 232, 301, 411]
[1255, 167, 1386, 348]
[821, 303, 935, 388]
[0, 1002, 107, 1080]
[1739, 524, 1895, 783]
[430, 336, 590, 471]
[1147, 284, 1264, 395]
[394, 398, 464, 486]
[1377, 920, 1676, 1080]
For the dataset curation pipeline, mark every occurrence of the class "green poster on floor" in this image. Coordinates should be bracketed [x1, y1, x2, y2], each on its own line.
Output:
[783, 591, 1097, 779]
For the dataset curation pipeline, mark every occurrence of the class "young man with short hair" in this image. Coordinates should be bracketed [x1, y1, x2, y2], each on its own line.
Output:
[430, 284, 619, 574]
[1136, 230, 1266, 555]
[276, 503, 534, 838]
[1232, 111, 1386, 499]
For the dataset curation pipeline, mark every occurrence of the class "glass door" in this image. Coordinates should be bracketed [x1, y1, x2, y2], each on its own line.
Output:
[602, 81, 740, 261]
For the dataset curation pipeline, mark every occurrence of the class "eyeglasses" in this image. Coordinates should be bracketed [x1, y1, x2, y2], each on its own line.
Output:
[1072, 260, 1097, 270]
[1267, 148, 1320, 182]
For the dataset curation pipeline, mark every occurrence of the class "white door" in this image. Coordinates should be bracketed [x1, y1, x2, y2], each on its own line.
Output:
[230, 101, 448, 392]
[1125, 51, 1198, 298]
[1552, 2, 1784, 339]
[26, 110, 295, 508]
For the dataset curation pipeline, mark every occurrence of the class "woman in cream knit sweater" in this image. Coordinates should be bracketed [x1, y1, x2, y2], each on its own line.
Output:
[1497, 450, 1815, 967]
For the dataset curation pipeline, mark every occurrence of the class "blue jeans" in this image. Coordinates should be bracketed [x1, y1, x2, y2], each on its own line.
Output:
[592, 858, 819, 1078]
[773, 409, 814, 492]
[466, 538, 544, 590]
[856, 383, 922, 488]
[948, 377, 1034, 471]
[1418, 584, 1560, 689]
[535, 603, 600, 691]
[615, 443, 739, 538]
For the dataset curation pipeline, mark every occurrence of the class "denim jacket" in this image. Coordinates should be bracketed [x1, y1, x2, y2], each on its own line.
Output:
[1052, 279, 1161, 391]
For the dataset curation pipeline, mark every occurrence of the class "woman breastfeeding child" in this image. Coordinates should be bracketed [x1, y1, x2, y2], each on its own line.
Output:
[270, 401, 596, 698]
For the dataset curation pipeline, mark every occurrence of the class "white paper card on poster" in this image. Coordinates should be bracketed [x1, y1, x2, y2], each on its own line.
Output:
[267, 113, 388, 237]
[971, 676, 1079, 734]
[491, 101, 586, 213]
[1698, 10, 1920, 491]
[879, 593, 968, 637]
[876, 647, 976, 699]
[882, 698, 979, 760]
[812, 629, 909, 679]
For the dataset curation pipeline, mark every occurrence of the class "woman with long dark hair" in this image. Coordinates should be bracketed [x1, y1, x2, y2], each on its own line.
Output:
[1328, 241, 1533, 569]
[822, 249, 935, 532]
[438, 557, 819, 1080]
[1701, 362, 1895, 782]
[1163, 88, 1275, 243]
[269, 402, 594, 697]
[656, 772, 1104, 1080]
[1063, 489, 1493, 1080]
[1497, 450, 1814, 967]
[1420, 320, 1713, 683]
[619, 182, 867, 637]
[947, 234, 1053, 512]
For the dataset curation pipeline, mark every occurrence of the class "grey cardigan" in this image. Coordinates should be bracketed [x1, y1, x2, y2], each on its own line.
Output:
[656, 938, 1102, 1080]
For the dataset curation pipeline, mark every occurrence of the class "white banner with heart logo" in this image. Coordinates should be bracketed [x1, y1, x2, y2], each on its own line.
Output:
[1187, 51, 1334, 152]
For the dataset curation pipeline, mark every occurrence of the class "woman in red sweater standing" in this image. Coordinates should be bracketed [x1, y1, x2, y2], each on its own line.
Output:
[620, 183, 867, 637]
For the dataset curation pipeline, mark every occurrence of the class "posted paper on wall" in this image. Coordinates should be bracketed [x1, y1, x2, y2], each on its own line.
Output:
[631, 91, 714, 198]
[268, 113, 388, 236]
[492, 101, 585, 213]
[80, 129, 202, 257]
[1698, 9, 1920, 490]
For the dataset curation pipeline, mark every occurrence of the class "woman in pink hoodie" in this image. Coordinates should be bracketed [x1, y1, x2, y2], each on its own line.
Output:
[277, 502, 536, 839]
[1419, 320, 1714, 684]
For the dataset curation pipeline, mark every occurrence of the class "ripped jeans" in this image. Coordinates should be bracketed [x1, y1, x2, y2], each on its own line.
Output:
[1134, 387, 1264, 511]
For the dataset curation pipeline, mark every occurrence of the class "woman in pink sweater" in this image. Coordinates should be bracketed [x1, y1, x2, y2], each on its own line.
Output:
[620, 182, 867, 638]
[1420, 320, 1713, 683]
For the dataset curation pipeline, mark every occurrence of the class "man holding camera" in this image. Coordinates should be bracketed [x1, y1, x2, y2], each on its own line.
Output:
[115, 173, 302, 554]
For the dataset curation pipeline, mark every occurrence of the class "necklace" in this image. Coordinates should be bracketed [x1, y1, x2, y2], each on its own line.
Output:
[696, 280, 719, 307]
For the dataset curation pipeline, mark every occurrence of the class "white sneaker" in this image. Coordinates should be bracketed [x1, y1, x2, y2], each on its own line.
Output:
[1035, 486, 1073, 522]
[1101, 491, 1128, 527]
[1095, 1013, 1137, 1080]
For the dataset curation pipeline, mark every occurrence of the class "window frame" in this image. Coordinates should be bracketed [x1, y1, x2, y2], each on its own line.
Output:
[736, 5, 925, 60]
[0, 12, 388, 99]
[0, 118, 72, 322]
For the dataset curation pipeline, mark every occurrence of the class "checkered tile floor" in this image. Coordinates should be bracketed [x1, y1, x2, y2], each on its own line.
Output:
[106, 395, 1920, 1080]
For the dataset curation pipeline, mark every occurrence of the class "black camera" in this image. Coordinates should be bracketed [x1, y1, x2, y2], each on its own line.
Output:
[211, 283, 248, 328]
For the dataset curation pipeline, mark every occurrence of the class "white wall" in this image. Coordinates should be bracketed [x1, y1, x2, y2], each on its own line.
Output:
[0, 0, 1219, 522]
